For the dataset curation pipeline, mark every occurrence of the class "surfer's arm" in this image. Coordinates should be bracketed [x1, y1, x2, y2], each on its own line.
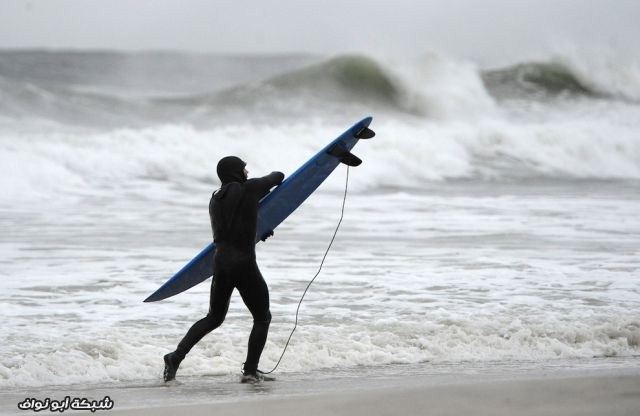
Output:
[245, 172, 284, 199]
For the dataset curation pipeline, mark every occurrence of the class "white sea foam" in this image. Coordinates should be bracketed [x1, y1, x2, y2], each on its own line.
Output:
[1, 186, 639, 388]
[1, 50, 639, 389]
[549, 44, 640, 101]
[390, 53, 499, 120]
[1, 104, 639, 205]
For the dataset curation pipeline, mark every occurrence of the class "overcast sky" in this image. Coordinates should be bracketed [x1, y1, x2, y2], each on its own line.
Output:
[1, 0, 639, 65]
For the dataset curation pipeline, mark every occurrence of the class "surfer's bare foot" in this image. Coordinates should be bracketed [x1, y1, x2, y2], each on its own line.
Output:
[163, 352, 181, 382]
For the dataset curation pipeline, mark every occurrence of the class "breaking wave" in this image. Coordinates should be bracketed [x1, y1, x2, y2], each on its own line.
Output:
[1, 314, 638, 388]
[158, 55, 415, 122]
[0, 50, 638, 198]
[1, 51, 639, 127]
[1, 116, 639, 203]
[208, 55, 403, 106]
[481, 62, 599, 99]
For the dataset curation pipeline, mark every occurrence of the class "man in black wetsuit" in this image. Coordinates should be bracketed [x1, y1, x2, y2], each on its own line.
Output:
[163, 156, 284, 383]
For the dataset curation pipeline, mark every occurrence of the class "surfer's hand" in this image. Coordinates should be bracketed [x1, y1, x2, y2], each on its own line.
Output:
[271, 171, 285, 185]
[260, 230, 274, 241]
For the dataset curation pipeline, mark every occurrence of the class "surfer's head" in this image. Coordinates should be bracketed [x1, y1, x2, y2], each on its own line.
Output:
[217, 156, 248, 184]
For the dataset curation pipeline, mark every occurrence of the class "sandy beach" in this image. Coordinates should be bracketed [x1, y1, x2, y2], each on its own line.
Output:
[3, 361, 639, 415]
[114, 373, 640, 416]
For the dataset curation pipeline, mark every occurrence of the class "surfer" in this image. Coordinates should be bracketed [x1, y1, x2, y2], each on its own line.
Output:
[163, 156, 284, 383]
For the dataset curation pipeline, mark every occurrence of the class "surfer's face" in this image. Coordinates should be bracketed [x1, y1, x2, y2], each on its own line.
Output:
[243, 168, 248, 180]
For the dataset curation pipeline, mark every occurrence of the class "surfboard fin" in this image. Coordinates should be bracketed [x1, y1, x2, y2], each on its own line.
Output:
[355, 126, 375, 139]
[328, 144, 362, 166]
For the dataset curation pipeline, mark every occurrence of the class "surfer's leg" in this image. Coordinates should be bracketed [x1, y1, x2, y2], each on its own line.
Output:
[174, 274, 234, 359]
[237, 263, 271, 375]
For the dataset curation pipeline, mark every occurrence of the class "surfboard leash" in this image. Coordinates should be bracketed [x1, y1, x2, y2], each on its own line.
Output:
[261, 165, 351, 375]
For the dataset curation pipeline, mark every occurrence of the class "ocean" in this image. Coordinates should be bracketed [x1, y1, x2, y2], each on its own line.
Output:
[0, 50, 639, 390]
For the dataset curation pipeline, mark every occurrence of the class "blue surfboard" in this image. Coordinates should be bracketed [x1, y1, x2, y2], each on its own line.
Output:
[144, 117, 374, 302]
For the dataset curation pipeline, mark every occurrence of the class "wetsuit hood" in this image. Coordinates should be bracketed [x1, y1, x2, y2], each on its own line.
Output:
[217, 156, 247, 184]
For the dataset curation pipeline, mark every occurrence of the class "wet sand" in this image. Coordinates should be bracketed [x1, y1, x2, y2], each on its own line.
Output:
[3, 363, 638, 415]
[110, 374, 640, 416]
[110, 371, 640, 416]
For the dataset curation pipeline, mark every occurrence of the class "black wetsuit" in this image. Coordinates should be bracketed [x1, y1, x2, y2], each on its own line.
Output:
[174, 157, 284, 375]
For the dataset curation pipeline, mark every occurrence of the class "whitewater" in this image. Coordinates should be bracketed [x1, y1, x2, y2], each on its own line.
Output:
[0, 50, 639, 389]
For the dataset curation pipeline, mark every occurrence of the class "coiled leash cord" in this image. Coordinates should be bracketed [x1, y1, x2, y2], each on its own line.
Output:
[261, 165, 351, 375]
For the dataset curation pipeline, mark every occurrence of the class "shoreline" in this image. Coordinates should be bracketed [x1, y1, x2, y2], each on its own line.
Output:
[114, 371, 640, 416]
[2, 359, 639, 415]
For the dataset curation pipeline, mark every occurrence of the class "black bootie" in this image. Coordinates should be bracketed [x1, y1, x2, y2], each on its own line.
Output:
[163, 352, 183, 382]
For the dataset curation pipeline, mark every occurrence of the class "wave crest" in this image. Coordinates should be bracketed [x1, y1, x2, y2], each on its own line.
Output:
[482, 62, 598, 99]
[1, 51, 638, 127]
[269, 55, 402, 102]
[171, 55, 408, 117]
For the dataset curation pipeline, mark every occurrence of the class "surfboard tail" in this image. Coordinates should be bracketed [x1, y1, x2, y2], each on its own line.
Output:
[328, 144, 363, 166]
[328, 123, 375, 166]
[355, 126, 375, 139]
